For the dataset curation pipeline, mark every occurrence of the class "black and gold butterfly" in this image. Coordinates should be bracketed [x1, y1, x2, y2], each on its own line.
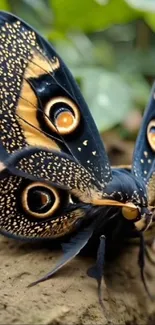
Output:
[0, 11, 154, 304]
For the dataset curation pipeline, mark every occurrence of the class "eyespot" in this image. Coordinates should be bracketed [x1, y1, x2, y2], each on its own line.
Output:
[21, 182, 60, 218]
[44, 96, 80, 135]
[147, 120, 155, 151]
[122, 202, 139, 220]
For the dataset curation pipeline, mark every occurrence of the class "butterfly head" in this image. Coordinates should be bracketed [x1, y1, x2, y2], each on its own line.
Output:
[90, 168, 153, 233]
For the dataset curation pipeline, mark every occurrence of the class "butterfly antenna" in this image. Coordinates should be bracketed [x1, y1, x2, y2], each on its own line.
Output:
[15, 111, 63, 145]
[15, 48, 78, 103]
[34, 47, 78, 101]
[19, 77, 80, 160]
[17, 93, 64, 143]
[27, 78, 76, 157]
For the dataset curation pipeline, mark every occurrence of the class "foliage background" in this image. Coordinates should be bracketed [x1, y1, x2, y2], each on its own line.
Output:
[1, 0, 155, 142]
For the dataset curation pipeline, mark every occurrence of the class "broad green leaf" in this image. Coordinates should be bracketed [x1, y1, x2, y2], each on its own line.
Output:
[0, 0, 10, 10]
[71, 67, 133, 131]
[145, 13, 155, 32]
[51, 0, 138, 32]
[48, 30, 66, 41]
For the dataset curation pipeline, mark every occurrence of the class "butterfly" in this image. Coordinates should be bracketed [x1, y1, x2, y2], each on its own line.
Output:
[0, 10, 154, 305]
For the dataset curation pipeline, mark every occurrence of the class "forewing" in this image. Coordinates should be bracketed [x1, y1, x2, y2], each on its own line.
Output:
[0, 11, 111, 186]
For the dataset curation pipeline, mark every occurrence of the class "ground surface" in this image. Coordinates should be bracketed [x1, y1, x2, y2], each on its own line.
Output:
[1, 137, 155, 325]
[0, 234, 155, 325]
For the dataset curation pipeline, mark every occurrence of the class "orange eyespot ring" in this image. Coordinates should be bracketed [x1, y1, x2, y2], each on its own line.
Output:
[44, 96, 80, 135]
[21, 182, 60, 219]
[122, 202, 139, 220]
[147, 120, 155, 151]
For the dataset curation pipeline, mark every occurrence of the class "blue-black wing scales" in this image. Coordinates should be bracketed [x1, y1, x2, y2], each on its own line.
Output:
[132, 83, 155, 183]
[132, 82, 155, 208]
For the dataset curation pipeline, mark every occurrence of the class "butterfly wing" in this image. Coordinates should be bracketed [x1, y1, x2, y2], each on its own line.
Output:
[0, 11, 111, 187]
[132, 82, 155, 183]
[0, 145, 104, 240]
[6, 146, 103, 202]
[0, 171, 85, 239]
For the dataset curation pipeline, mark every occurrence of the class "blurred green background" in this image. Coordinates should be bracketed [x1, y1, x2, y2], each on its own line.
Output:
[1, 0, 155, 162]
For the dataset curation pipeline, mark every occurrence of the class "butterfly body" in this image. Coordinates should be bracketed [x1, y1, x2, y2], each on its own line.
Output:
[105, 168, 147, 204]
[0, 11, 154, 302]
[85, 167, 151, 240]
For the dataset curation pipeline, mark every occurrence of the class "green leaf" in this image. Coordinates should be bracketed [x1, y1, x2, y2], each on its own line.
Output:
[51, 0, 138, 32]
[0, 0, 10, 10]
[145, 13, 155, 31]
[71, 67, 133, 131]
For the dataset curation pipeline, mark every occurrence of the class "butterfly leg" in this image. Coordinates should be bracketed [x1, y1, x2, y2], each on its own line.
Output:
[87, 235, 106, 307]
[138, 233, 154, 300]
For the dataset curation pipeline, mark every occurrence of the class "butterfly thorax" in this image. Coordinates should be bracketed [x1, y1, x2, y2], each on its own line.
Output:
[105, 168, 147, 205]
[100, 168, 152, 232]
